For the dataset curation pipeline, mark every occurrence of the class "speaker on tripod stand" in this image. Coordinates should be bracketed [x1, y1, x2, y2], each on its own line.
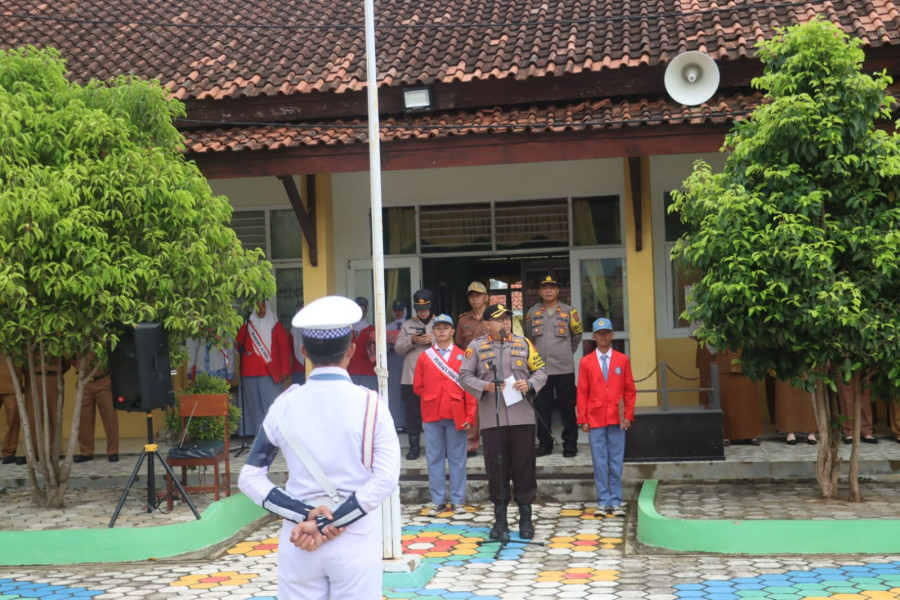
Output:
[108, 322, 200, 527]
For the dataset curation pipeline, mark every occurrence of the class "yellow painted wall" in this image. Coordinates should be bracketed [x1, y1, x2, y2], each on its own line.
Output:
[623, 157, 659, 407]
[303, 174, 336, 299]
[656, 337, 702, 406]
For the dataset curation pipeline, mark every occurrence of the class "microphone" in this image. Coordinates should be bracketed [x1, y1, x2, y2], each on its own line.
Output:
[499, 328, 507, 340]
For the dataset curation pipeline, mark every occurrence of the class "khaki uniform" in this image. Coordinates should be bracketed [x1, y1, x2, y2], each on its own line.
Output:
[459, 334, 547, 505]
[524, 302, 583, 452]
[394, 317, 436, 435]
[714, 351, 762, 441]
[25, 358, 65, 458]
[77, 373, 119, 457]
[455, 310, 489, 352]
[0, 359, 22, 458]
[456, 310, 489, 451]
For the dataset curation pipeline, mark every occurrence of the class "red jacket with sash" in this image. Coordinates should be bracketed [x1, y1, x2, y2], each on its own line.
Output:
[413, 344, 476, 427]
[576, 349, 636, 428]
[236, 321, 291, 382]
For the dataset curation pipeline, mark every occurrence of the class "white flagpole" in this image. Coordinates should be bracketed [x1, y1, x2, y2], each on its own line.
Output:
[363, 0, 402, 560]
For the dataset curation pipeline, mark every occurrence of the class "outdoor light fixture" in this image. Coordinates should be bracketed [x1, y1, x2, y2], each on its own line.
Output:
[402, 86, 432, 112]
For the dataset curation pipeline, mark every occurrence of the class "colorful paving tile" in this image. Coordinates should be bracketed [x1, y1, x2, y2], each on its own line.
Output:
[674, 562, 900, 600]
[169, 571, 260, 589]
[226, 536, 280, 556]
[0, 579, 104, 599]
[401, 523, 528, 564]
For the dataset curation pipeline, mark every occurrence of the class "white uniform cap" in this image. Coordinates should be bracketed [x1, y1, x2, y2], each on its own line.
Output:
[292, 296, 362, 339]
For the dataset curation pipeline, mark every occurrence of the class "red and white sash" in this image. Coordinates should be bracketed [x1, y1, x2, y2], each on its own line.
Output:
[425, 347, 463, 390]
[247, 322, 273, 364]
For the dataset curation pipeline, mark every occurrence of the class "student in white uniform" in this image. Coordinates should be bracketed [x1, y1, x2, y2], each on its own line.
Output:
[238, 295, 401, 600]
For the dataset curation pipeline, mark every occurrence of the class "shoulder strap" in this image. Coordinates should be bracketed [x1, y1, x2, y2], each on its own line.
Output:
[361, 390, 378, 472]
[280, 421, 342, 506]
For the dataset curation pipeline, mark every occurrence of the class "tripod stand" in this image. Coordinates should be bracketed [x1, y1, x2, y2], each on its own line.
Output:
[109, 412, 201, 527]
[474, 334, 545, 559]
[231, 384, 251, 457]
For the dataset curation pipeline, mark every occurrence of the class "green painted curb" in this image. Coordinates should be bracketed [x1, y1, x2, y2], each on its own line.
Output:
[637, 479, 900, 554]
[0, 493, 267, 565]
[383, 563, 437, 588]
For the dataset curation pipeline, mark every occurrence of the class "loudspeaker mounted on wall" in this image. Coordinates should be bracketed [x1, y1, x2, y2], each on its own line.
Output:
[664, 51, 720, 106]
[110, 322, 175, 412]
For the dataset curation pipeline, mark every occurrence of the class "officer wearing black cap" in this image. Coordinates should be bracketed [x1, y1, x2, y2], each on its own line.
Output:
[459, 303, 547, 540]
[394, 288, 435, 459]
[525, 273, 583, 457]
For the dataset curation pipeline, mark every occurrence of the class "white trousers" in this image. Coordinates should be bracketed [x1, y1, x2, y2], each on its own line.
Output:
[277, 517, 382, 599]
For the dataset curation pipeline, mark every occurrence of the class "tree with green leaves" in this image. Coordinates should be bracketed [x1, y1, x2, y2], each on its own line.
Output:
[670, 19, 900, 500]
[0, 46, 276, 508]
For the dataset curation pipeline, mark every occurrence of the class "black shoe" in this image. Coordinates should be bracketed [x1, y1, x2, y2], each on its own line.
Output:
[1, 456, 13, 465]
[14, 456, 25, 465]
[467, 450, 477, 458]
[536, 446, 552, 457]
[73, 455, 93, 463]
[489, 505, 509, 541]
[518, 504, 534, 539]
[563, 448, 577, 457]
[786, 434, 797, 445]
[862, 436, 878, 444]
[842, 436, 853, 445]
[405, 433, 421, 460]
[108, 454, 119, 462]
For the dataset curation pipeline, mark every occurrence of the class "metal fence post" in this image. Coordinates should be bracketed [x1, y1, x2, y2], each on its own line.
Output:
[659, 362, 669, 410]
[710, 362, 720, 410]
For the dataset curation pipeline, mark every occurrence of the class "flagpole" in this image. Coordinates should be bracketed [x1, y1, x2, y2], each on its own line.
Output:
[362, 0, 403, 561]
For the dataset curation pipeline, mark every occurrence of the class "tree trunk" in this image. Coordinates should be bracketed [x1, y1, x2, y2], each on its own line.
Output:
[10, 349, 90, 508]
[848, 372, 863, 502]
[814, 378, 841, 498]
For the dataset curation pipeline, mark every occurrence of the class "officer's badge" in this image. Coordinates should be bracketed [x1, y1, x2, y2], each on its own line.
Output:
[517, 360, 523, 366]
[465, 348, 473, 358]
[615, 366, 622, 375]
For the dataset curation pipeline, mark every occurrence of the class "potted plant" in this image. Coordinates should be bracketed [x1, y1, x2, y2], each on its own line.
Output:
[166, 373, 241, 443]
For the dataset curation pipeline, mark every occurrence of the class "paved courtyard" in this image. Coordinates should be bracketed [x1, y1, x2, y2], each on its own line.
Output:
[0, 486, 899, 600]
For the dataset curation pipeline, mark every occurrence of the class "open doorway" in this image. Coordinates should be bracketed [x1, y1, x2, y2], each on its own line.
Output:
[422, 253, 571, 334]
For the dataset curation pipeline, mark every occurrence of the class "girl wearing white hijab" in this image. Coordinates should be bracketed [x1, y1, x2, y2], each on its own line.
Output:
[236, 300, 291, 436]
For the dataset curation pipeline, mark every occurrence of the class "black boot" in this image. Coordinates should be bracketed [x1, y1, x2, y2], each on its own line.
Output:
[405, 433, 421, 460]
[518, 504, 534, 539]
[489, 504, 510, 541]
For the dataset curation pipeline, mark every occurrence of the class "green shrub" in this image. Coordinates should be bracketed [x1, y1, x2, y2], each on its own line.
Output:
[166, 373, 240, 441]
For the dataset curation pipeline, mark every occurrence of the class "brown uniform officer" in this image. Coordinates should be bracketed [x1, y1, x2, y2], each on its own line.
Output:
[459, 303, 547, 540]
[524, 274, 583, 457]
[0, 357, 23, 464]
[74, 356, 119, 463]
[455, 281, 490, 456]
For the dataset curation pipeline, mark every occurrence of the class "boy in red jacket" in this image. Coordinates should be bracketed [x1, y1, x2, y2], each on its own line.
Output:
[576, 317, 636, 518]
[413, 314, 476, 515]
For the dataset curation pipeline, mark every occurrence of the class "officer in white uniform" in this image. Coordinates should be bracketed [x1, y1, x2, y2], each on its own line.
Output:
[238, 295, 401, 600]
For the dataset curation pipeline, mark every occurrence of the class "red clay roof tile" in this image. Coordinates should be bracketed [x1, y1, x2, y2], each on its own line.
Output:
[3, 0, 899, 101]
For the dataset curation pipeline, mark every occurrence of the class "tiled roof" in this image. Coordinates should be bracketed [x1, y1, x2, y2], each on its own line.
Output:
[3, 0, 899, 101]
[182, 93, 760, 153]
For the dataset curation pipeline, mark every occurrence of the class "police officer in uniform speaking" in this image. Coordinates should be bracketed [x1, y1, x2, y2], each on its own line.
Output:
[525, 274, 583, 457]
[459, 303, 547, 540]
[239, 295, 401, 599]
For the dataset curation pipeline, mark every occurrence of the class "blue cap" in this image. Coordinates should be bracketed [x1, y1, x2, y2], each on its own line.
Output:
[592, 317, 613, 332]
[433, 314, 454, 326]
[391, 299, 406, 311]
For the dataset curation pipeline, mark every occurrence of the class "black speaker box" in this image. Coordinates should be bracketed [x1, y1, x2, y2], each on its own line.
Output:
[110, 322, 175, 412]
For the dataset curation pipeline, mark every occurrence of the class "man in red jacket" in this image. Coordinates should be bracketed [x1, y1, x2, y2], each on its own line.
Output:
[413, 314, 476, 516]
[576, 317, 635, 518]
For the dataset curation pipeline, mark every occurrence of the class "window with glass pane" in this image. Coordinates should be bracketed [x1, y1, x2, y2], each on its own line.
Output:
[275, 267, 304, 331]
[420, 203, 491, 253]
[663, 191, 700, 327]
[496, 199, 568, 250]
[572, 196, 622, 246]
[382, 207, 416, 255]
[578, 257, 626, 331]
[231, 210, 266, 252]
[270, 209, 303, 260]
